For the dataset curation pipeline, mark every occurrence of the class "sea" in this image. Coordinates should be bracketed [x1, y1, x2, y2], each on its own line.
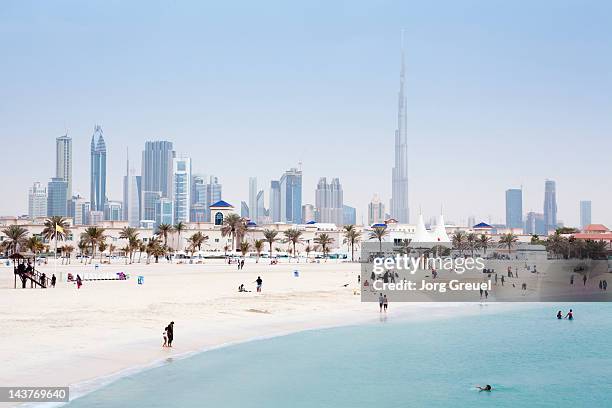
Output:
[63, 303, 612, 408]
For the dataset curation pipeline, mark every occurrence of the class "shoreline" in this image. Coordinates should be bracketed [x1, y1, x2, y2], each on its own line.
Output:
[48, 302, 534, 407]
[0, 261, 538, 407]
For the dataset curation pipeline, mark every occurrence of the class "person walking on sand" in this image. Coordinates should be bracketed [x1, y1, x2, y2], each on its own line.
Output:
[501, 275, 505, 286]
[383, 295, 388, 312]
[51, 274, 56, 288]
[604, 280, 608, 291]
[166, 322, 174, 347]
[378, 293, 384, 312]
[255, 276, 263, 293]
[583, 275, 587, 287]
[76, 274, 83, 289]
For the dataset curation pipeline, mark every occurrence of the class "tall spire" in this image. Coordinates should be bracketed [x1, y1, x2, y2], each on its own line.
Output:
[391, 30, 410, 224]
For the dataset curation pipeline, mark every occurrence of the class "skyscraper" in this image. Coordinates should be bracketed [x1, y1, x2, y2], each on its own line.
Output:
[104, 201, 123, 222]
[190, 175, 222, 222]
[241, 201, 249, 218]
[302, 204, 315, 224]
[279, 168, 302, 224]
[315, 177, 343, 226]
[249, 177, 258, 223]
[47, 177, 68, 216]
[28, 182, 47, 218]
[270, 180, 281, 222]
[580, 200, 592, 229]
[68, 194, 90, 225]
[368, 194, 386, 226]
[543, 180, 557, 233]
[525, 212, 546, 236]
[123, 152, 142, 227]
[390, 34, 409, 224]
[256, 190, 265, 224]
[154, 197, 174, 227]
[56, 134, 72, 198]
[173, 157, 191, 223]
[90, 125, 107, 211]
[505, 188, 523, 229]
[343, 205, 356, 226]
[141, 141, 175, 221]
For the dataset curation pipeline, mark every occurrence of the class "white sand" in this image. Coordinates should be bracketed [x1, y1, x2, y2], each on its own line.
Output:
[0, 259, 503, 406]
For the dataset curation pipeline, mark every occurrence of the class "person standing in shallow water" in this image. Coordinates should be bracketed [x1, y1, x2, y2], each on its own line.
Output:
[383, 295, 388, 312]
[378, 293, 384, 312]
[166, 322, 174, 347]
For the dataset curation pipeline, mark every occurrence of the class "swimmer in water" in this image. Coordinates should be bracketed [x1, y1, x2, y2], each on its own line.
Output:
[557, 310, 563, 319]
[565, 309, 573, 320]
[477, 385, 492, 392]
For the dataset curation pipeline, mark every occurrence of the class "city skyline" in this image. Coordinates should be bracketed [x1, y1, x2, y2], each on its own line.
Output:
[1, 1, 611, 226]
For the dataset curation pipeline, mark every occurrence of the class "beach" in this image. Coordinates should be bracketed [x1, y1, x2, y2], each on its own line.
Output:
[0, 259, 486, 406]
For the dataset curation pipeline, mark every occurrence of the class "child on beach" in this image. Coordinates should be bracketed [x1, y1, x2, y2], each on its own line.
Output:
[162, 327, 168, 347]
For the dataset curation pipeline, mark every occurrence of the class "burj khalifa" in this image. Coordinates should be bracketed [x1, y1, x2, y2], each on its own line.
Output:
[391, 34, 409, 223]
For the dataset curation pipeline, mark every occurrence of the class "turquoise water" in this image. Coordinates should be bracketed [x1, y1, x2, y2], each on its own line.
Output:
[66, 304, 612, 408]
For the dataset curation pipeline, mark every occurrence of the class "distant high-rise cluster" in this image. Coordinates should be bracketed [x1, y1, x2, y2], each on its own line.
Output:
[315, 177, 343, 225]
[190, 175, 222, 223]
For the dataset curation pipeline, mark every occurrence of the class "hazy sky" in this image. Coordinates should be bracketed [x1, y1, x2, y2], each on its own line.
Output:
[1, 0, 611, 227]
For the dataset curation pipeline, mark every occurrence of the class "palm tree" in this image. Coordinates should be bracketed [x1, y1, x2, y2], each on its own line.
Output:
[173, 222, 186, 251]
[477, 234, 491, 255]
[498, 233, 518, 254]
[452, 231, 466, 255]
[1, 225, 29, 256]
[263, 229, 279, 263]
[81, 227, 105, 264]
[284, 228, 303, 260]
[466, 233, 477, 258]
[221, 214, 246, 252]
[77, 239, 88, 263]
[156, 223, 173, 246]
[305, 244, 312, 260]
[368, 226, 388, 253]
[240, 240, 250, 258]
[98, 241, 108, 262]
[343, 225, 361, 262]
[314, 233, 334, 260]
[42, 216, 70, 251]
[119, 227, 139, 264]
[64, 244, 74, 264]
[25, 236, 44, 263]
[147, 237, 164, 263]
[254, 239, 264, 263]
[395, 238, 412, 255]
[108, 243, 116, 260]
[545, 232, 566, 258]
[187, 232, 208, 255]
[136, 240, 145, 263]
